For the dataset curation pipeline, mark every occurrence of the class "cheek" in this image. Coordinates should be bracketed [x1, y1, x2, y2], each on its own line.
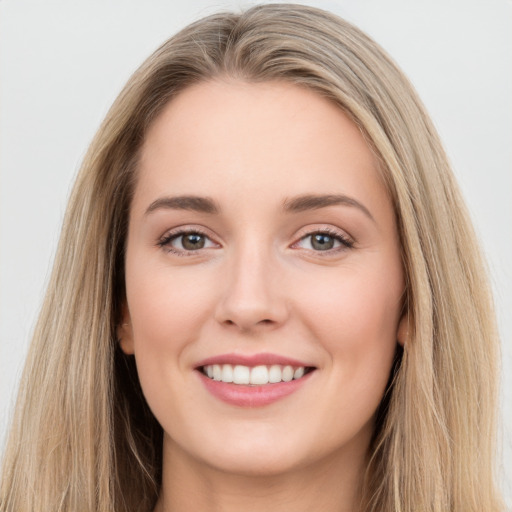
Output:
[302, 273, 401, 436]
[300, 263, 401, 335]
[294, 262, 402, 386]
[123, 256, 219, 413]
[126, 259, 215, 352]
[124, 258, 219, 423]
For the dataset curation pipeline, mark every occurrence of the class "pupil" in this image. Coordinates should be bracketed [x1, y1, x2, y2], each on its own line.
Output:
[182, 233, 205, 250]
[312, 234, 334, 250]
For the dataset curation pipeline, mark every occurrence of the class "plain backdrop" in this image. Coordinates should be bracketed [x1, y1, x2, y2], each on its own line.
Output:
[1, 0, 511, 505]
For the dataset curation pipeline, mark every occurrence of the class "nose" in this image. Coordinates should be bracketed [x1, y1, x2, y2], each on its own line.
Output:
[214, 243, 289, 332]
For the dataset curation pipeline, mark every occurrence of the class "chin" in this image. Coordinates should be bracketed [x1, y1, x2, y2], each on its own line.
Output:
[203, 448, 309, 477]
[166, 427, 314, 477]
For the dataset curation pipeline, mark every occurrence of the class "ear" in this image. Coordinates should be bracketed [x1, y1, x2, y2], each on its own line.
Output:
[116, 302, 135, 355]
[396, 312, 410, 347]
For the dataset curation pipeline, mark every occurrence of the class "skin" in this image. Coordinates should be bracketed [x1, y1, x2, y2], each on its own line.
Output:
[118, 79, 407, 512]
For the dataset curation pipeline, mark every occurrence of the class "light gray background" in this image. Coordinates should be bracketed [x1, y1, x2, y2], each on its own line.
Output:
[1, 0, 511, 505]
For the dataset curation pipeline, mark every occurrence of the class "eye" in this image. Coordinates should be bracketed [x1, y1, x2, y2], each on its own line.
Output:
[294, 229, 354, 253]
[158, 229, 218, 255]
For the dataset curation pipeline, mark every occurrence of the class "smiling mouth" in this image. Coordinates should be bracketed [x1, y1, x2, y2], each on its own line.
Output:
[200, 364, 315, 385]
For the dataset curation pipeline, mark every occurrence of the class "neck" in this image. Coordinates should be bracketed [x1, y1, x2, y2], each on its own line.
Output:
[154, 435, 367, 512]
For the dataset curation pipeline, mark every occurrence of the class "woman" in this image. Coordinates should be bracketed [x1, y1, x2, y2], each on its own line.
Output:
[0, 4, 504, 511]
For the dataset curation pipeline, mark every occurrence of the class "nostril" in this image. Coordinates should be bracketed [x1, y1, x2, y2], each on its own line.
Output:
[222, 318, 274, 328]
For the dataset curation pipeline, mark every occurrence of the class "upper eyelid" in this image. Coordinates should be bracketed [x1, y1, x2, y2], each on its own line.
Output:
[292, 231, 353, 249]
[159, 225, 217, 240]
[156, 226, 218, 249]
[158, 224, 350, 239]
[293, 225, 353, 242]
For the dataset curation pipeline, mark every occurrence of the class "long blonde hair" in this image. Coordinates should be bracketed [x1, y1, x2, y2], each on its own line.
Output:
[0, 4, 503, 511]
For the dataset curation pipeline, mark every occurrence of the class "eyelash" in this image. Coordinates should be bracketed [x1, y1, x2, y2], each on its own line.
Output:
[157, 227, 354, 257]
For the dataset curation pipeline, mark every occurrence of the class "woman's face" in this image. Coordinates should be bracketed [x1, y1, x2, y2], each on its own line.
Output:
[120, 80, 406, 476]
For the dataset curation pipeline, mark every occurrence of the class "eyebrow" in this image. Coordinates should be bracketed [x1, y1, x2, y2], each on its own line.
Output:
[282, 194, 375, 222]
[144, 193, 374, 222]
[145, 195, 220, 215]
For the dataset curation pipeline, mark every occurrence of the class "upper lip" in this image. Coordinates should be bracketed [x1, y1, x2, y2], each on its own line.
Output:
[195, 352, 315, 369]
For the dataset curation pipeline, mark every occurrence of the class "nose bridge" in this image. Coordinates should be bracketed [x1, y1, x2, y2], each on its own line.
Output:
[215, 234, 287, 330]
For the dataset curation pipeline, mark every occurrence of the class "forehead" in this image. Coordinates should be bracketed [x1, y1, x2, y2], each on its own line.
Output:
[135, 79, 388, 217]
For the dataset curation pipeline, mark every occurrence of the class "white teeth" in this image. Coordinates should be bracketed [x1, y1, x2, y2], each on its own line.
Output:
[233, 365, 250, 384]
[294, 367, 305, 379]
[250, 365, 269, 385]
[221, 364, 233, 383]
[268, 365, 282, 383]
[282, 365, 294, 382]
[202, 364, 309, 385]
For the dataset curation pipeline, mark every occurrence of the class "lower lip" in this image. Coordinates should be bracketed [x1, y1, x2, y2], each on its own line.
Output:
[197, 370, 314, 407]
